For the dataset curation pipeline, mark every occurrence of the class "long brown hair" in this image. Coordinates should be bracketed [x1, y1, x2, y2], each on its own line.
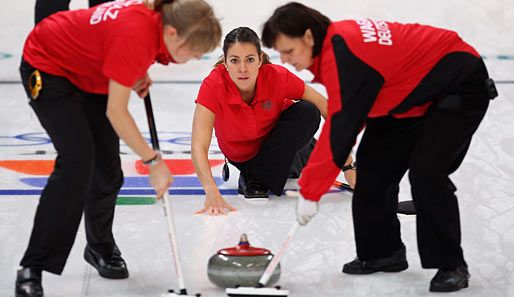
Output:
[150, 0, 222, 53]
[214, 27, 271, 68]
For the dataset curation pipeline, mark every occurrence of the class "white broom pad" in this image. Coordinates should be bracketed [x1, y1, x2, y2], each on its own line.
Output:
[226, 286, 289, 296]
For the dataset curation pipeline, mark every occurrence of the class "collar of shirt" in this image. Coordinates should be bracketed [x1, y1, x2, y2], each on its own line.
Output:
[309, 22, 336, 84]
[153, 12, 176, 65]
[222, 67, 268, 106]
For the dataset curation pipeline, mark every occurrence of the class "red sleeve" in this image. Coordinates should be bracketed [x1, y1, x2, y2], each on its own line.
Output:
[299, 34, 384, 202]
[195, 79, 220, 114]
[102, 36, 153, 87]
[282, 68, 305, 100]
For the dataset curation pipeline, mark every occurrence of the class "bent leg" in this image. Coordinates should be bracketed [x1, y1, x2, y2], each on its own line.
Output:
[353, 116, 421, 259]
[244, 101, 321, 195]
[81, 93, 123, 256]
[410, 94, 489, 269]
[19, 63, 95, 274]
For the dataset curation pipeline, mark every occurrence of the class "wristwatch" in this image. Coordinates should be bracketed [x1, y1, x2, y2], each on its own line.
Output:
[143, 153, 161, 166]
[342, 161, 356, 172]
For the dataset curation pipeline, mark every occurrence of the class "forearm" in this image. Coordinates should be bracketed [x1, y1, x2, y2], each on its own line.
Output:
[298, 123, 345, 201]
[107, 107, 155, 161]
[106, 80, 155, 161]
[191, 103, 221, 196]
[345, 154, 353, 166]
[191, 146, 221, 195]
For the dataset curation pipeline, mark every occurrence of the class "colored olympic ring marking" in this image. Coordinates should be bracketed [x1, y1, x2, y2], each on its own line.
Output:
[0, 133, 52, 146]
[0, 132, 218, 147]
[166, 136, 193, 145]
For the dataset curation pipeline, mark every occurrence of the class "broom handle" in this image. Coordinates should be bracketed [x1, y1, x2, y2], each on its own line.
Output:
[143, 94, 188, 295]
[257, 221, 301, 287]
[162, 191, 187, 294]
[143, 94, 160, 152]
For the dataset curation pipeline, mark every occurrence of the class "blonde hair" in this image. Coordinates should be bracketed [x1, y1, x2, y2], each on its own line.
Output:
[150, 0, 221, 53]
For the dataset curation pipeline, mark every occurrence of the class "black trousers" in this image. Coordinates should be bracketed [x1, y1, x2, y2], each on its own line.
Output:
[19, 60, 123, 274]
[230, 101, 321, 195]
[353, 93, 489, 269]
[35, 0, 108, 24]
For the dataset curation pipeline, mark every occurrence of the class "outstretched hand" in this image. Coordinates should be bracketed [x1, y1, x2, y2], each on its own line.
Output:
[195, 192, 237, 215]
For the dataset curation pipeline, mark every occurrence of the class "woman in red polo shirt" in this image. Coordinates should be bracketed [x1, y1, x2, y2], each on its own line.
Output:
[192, 27, 356, 216]
[16, 1, 221, 296]
[262, 2, 496, 293]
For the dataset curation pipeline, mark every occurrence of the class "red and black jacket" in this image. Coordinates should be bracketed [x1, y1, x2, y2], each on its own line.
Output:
[299, 19, 484, 201]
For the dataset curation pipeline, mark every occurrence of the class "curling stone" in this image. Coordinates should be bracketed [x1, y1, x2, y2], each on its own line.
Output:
[207, 233, 280, 288]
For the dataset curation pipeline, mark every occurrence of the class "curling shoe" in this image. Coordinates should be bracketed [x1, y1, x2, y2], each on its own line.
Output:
[342, 245, 408, 274]
[15, 267, 43, 297]
[430, 266, 470, 292]
[238, 174, 269, 198]
[84, 245, 129, 279]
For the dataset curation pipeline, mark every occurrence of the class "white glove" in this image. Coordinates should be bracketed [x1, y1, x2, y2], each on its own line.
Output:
[296, 192, 318, 225]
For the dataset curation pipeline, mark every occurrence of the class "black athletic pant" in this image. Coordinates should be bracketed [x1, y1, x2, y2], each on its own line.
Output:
[353, 92, 489, 269]
[19, 60, 123, 274]
[35, 0, 108, 24]
[230, 101, 321, 195]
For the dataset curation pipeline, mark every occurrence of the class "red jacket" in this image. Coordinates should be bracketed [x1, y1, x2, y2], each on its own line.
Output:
[299, 19, 480, 201]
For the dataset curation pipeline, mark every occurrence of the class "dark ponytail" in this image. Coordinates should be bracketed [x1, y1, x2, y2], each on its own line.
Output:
[213, 27, 272, 68]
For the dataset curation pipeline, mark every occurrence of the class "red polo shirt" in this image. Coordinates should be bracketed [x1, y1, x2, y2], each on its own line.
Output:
[23, 0, 172, 94]
[196, 64, 305, 162]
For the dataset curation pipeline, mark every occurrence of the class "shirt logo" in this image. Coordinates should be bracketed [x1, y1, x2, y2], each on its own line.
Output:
[262, 99, 273, 112]
[355, 18, 393, 46]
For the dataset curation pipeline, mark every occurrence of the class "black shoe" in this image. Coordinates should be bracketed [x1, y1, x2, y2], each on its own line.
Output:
[238, 174, 268, 198]
[342, 245, 408, 274]
[15, 267, 43, 297]
[84, 245, 129, 279]
[397, 200, 417, 215]
[430, 266, 470, 292]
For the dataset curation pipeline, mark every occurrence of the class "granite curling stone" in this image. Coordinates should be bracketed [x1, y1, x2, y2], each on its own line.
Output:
[207, 233, 281, 288]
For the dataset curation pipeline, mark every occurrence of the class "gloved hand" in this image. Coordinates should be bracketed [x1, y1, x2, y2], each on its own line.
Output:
[296, 192, 318, 225]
